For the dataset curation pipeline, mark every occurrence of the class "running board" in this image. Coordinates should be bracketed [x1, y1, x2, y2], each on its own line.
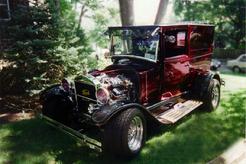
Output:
[156, 100, 203, 124]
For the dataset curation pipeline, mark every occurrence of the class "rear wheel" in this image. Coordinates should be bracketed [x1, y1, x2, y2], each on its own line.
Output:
[233, 66, 241, 73]
[203, 79, 221, 112]
[103, 108, 146, 158]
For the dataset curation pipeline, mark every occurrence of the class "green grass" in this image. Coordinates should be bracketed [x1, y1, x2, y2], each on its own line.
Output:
[0, 74, 245, 164]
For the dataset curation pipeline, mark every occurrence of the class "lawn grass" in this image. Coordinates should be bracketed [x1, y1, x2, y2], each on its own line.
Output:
[0, 74, 245, 164]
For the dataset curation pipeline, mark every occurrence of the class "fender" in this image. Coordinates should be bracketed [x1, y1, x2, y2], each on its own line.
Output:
[91, 102, 159, 126]
[193, 71, 223, 99]
[39, 84, 72, 103]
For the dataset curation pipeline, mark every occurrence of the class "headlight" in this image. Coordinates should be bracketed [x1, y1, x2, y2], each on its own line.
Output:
[96, 87, 110, 104]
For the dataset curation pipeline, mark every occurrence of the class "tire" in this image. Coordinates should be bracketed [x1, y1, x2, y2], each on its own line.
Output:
[103, 108, 146, 158]
[233, 66, 241, 73]
[42, 97, 72, 125]
[203, 79, 221, 112]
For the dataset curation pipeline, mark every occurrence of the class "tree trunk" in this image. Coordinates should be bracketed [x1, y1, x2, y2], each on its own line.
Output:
[54, 0, 61, 15]
[118, 0, 134, 26]
[154, 0, 169, 25]
[77, 5, 87, 30]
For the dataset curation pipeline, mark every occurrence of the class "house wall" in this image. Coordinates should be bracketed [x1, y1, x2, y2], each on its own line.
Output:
[0, 0, 29, 51]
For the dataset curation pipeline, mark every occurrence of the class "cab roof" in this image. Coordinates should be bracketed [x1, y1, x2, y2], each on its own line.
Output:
[109, 22, 214, 29]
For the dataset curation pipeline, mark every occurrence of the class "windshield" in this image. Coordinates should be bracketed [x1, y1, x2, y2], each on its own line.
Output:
[109, 27, 159, 62]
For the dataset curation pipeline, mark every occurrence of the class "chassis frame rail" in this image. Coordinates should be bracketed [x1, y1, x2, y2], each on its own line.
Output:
[40, 114, 102, 152]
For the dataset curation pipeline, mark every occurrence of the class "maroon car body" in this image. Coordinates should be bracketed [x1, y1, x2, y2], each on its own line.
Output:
[105, 24, 214, 104]
[40, 23, 222, 157]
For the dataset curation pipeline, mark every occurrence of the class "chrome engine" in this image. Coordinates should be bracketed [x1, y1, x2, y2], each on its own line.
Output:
[73, 72, 136, 114]
[93, 73, 133, 104]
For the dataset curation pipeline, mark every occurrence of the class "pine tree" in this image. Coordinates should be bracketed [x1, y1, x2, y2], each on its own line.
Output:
[0, 0, 95, 95]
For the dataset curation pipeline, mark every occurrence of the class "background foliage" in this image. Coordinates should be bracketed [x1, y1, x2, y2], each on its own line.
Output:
[174, 0, 246, 49]
[0, 0, 96, 95]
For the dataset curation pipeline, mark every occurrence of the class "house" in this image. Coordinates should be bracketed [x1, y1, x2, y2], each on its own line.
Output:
[0, 0, 29, 51]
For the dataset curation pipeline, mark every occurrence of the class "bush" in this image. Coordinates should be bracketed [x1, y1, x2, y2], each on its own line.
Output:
[213, 48, 245, 59]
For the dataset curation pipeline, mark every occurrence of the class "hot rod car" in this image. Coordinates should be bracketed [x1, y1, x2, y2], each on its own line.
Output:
[40, 23, 223, 157]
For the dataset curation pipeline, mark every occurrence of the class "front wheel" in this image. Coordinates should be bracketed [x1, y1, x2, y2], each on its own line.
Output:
[103, 108, 146, 158]
[203, 79, 221, 112]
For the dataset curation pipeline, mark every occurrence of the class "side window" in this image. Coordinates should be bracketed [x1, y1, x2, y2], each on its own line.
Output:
[164, 30, 187, 58]
[239, 55, 246, 62]
[190, 26, 214, 50]
[177, 32, 186, 47]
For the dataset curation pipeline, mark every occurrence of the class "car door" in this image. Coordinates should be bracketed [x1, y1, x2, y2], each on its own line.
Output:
[162, 28, 190, 91]
[164, 55, 190, 89]
[238, 55, 246, 68]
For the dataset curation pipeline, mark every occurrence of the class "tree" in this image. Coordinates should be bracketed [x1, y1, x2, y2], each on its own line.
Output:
[71, 0, 100, 30]
[46, 0, 95, 76]
[0, 0, 94, 95]
[88, 6, 120, 46]
[1, 1, 57, 95]
[154, 0, 169, 25]
[118, 0, 134, 25]
[54, 0, 61, 15]
[174, 0, 246, 49]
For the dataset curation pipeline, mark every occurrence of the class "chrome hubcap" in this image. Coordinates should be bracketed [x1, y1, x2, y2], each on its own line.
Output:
[212, 85, 219, 108]
[127, 116, 143, 152]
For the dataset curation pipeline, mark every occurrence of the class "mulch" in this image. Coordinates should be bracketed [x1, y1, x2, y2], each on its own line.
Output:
[0, 59, 41, 124]
[0, 95, 41, 124]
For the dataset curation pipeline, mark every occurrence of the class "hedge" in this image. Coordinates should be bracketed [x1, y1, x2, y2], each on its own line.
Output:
[213, 48, 245, 59]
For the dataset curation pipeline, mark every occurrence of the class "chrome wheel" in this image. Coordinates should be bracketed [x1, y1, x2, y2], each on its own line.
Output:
[211, 84, 219, 108]
[127, 116, 143, 152]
